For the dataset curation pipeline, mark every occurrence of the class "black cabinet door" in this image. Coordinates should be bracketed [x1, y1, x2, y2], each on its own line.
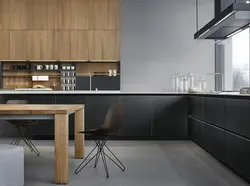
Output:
[188, 117, 203, 146]
[27, 95, 56, 137]
[203, 96, 225, 128]
[226, 132, 250, 181]
[76, 76, 90, 90]
[91, 76, 120, 90]
[188, 96, 202, 119]
[118, 96, 152, 137]
[86, 95, 118, 131]
[203, 123, 226, 162]
[56, 95, 86, 135]
[225, 98, 250, 139]
[152, 96, 188, 140]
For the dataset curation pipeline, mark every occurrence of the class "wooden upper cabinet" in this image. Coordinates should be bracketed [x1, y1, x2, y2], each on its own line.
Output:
[0, 31, 10, 59]
[47, 31, 58, 60]
[10, 31, 27, 60]
[89, 0, 120, 30]
[57, 0, 71, 29]
[27, 0, 47, 29]
[27, 31, 47, 60]
[47, 0, 57, 29]
[0, 0, 10, 30]
[10, 0, 27, 29]
[89, 30, 119, 61]
[71, 1, 89, 30]
[71, 31, 88, 60]
[57, 31, 71, 60]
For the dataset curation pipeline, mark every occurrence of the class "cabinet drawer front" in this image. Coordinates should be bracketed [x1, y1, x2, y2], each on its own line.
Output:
[225, 98, 250, 139]
[188, 96, 202, 119]
[188, 117, 203, 146]
[226, 132, 250, 180]
[203, 97, 225, 128]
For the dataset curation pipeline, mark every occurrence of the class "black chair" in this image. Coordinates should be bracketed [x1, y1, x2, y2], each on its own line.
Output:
[75, 102, 125, 178]
[6, 100, 40, 156]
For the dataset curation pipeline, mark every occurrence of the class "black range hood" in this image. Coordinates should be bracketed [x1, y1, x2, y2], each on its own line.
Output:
[194, 2, 250, 40]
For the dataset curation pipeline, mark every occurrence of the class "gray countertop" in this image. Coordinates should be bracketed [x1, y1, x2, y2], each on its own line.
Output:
[0, 90, 249, 97]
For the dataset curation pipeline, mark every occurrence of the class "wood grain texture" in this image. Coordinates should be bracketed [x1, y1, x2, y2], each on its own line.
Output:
[27, 30, 47, 60]
[89, 30, 119, 61]
[89, 0, 119, 30]
[0, 104, 84, 114]
[0, 31, 10, 59]
[10, 0, 27, 29]
[57, 0, 71, 29]
[47, 31, 58, 60]
[0, 0, 10, 29]
[47, 0, 57, 29]
[71, 31, 88, 60]
[54, 114, 69, 184]
[10, 31, 27, 60]
[74, 108, 84, 159]
[57, 31, 71, 60]
[71, 1, 89, 29]
[27, 0, 47, 29]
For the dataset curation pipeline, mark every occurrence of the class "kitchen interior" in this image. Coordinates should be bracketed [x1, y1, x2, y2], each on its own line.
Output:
[0, 0, 250, 186]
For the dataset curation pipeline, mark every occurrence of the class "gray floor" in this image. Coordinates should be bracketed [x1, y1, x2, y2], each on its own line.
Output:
[0, 139, 249, 186]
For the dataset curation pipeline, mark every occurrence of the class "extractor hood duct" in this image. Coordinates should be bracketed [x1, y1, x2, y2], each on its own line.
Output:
[194, 2, 250, 40]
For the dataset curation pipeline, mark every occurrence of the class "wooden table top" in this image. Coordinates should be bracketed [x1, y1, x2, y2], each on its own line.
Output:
[0, 104, 84, 114]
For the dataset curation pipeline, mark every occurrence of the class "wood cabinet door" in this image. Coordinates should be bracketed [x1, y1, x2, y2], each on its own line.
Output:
[57, 31, 71, 60]
[47, 0, 57, 29]
[89, 30, 119, 61]
[89, 0, 119, 30]
[47, 31, 58, 60]
[0, 0, 10, 30]
[57, 0, 71, 30]
[10, 0, 27, 29]
[71, 31, 88, 60]
[71, 0, 89, 30]
[10, 31, 27, 60]
[27, 30, 47, 60]
[0, 31, 10, 59]
[27, 0, 47, 29]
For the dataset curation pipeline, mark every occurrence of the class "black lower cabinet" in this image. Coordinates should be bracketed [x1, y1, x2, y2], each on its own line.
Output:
[118, 96, 152, 138]
[86, 95, 118, 131]
[203, 96, 225, 128]
[225, 98, 250, 139]
[28, 95, 56, 138]
[225, 132, 250, 181]
[202, 123, 226, 162]
[188, 117, 203, 146]
[152, 96, 188, 140]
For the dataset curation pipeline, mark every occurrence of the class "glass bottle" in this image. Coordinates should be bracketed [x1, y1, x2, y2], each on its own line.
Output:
[188, 73, 194, 89]
[183, 76, 188, 92]
[179, 76, 184, 92]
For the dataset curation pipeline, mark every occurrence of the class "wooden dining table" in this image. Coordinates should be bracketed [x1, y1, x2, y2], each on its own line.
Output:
[0, 104, 85, 184]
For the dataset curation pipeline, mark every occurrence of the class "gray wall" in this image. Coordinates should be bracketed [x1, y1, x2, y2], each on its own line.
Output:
[121, 0, 215, 92]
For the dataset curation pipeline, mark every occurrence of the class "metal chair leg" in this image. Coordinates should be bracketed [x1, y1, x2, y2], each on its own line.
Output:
[94, 140, 102, 168]
[75, 144, 99, 174]
[100, 149, 109, 178]
[104, 144, 125, 171]
[27, 139, 40, 156]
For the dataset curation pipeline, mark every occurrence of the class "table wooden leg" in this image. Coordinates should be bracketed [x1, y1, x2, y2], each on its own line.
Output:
[54, 114, 69, 184]
[74, 108, 85, 159]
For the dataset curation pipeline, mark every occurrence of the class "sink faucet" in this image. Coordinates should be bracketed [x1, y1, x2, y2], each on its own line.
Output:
[206, 73, 224, 91]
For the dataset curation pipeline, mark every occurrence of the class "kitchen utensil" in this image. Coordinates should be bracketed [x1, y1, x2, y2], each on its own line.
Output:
[45, 65, 49, 70]
[62, 66, 66, 70]
[50, 65, 53, 70]
[36, 65, 43, 70]
[113, 69, 117, 76]
[54, 65, 58, 70]
[71, 66, 75, 70]
[108, 69, 112, 77]
[66, 66, 70, 70]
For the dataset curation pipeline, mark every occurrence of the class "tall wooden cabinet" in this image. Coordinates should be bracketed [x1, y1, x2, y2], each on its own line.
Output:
[0, 0, 120, 61]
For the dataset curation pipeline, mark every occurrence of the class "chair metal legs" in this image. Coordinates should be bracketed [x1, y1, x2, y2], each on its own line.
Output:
[75, 138, 125, 178]
[10, 126, 40, 156]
